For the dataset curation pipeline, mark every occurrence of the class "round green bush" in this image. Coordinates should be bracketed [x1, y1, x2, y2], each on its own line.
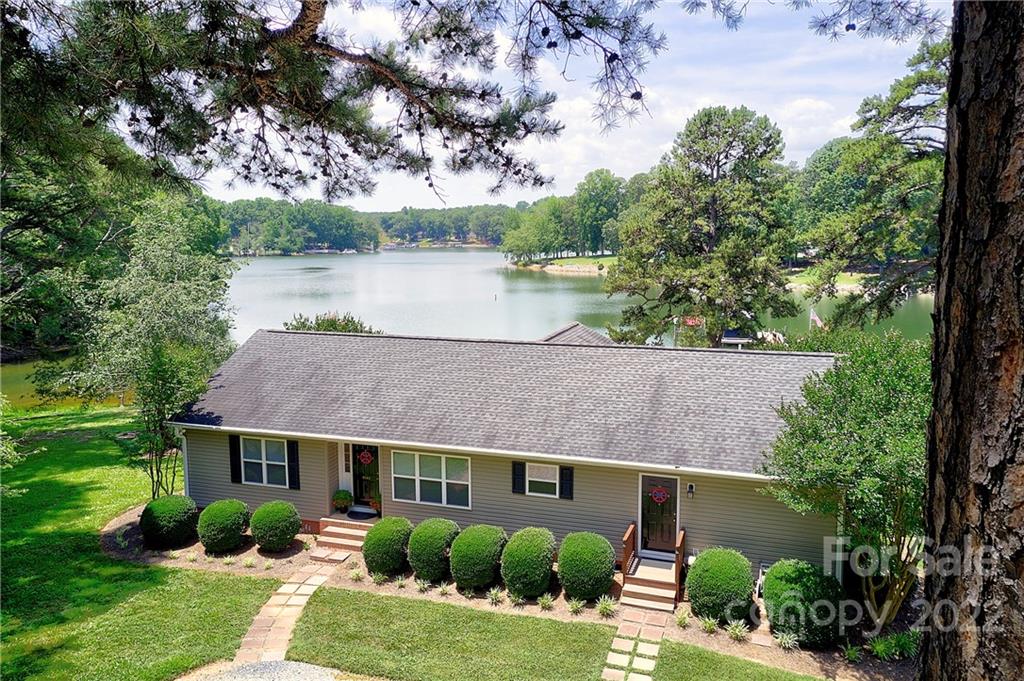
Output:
[449, 524, 507, 590]
[139, 495, 198, 548]
[685, 547, 755, 622]
[557, 532, 615, 601]
[501, 527, 556, 598]
[362, 516, 413, 575]
[197, 499, 249, 553]
[250, 500, 301, 552]
[408, 518, 460, 582]
[763, 559, 842, 647]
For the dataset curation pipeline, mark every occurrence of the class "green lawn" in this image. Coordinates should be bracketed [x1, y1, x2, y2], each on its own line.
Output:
[549, 255, 618, 268]
[289, 588, 614, 681]
[1, 407, 278, 681]
[786, 269, 866, 287]
[653, 640, 821, 681]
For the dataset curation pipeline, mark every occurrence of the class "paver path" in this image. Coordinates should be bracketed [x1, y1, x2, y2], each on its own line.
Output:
[601, 608, 669, 681]
[235, 561, 344, 663]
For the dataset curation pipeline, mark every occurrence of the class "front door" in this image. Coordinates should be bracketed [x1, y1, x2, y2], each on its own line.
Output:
[351, 444, 380, 506]
[640, 475, 678, 555]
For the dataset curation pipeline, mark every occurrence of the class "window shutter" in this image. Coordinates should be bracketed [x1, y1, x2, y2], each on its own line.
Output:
[287, 440, 300, 490]
[229, 434, 241, 484]
[558, 466, 574, 500]
[512, 461, 526, 494]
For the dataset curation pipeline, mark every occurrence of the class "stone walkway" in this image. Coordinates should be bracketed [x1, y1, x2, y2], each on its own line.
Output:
[235, 561, 343, 663]
[601, 608, 669, 681]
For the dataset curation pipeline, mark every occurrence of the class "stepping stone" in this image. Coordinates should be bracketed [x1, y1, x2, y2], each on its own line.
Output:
[286, 595, 309, 606]
[632, 656, 656, 672]
[296, 583, 317, 595]
[234, 650, 261, 663]
[639, 626, 664, 641]
[304, 574, 329, 586]
[267, 594, 290, 606]
[277, 583, 300, 594]
[611, 637, 635, 653]
[622, 608, 646, 623]
[260, 650, 286, 662]
[750, 633, 774, 648]
[627, 674, 653, 681]
[636, 642, 660, 657]
[616, 623, 641, 638]
[605, 652, 630, 668]
[644, 613, 669, 627]
[602, 669, 626, 681]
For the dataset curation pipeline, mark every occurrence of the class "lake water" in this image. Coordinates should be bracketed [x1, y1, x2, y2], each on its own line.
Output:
[2, 249, 933, 407]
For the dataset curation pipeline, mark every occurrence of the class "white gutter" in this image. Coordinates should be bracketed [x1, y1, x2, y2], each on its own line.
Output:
[165, 420, 772, 482]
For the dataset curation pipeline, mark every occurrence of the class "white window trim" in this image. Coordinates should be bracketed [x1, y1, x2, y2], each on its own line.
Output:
[391, 450, 472, 510]
[525, 462, 560, 498]
[241, 436, 289, 489]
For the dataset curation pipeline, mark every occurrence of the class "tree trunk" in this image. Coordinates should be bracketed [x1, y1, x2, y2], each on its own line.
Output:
[921, 2, 1024, 680]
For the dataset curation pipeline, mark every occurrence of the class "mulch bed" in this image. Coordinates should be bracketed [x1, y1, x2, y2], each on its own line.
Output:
[100, 503, 318, 579]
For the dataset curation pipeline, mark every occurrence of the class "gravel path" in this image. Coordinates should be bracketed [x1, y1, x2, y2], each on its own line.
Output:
[187, 660, 345, 680]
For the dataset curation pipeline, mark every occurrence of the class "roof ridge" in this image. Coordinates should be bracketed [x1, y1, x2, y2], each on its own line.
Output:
[538, 321, 585, 342]
[257, 328, 838, 358]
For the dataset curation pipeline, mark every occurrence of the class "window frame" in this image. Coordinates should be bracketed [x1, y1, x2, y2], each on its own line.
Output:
[240, 436, 289, 489]
[525, 462, 560, 498]
[391, 450, 472, 509]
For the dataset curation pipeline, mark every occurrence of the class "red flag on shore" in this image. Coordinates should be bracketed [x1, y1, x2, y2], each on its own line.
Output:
[809, 308, 825, 330]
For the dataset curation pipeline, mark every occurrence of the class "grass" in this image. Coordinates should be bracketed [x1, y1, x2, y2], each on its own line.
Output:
[653, 640, 823, 681]
[786, 269, 866, 287]
[549, 255, 618, 268]
[1, 407, 278, 681]
[289, 588, 614, 681]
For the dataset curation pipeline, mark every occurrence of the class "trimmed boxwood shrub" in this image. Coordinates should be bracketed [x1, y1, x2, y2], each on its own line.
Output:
[408, 518, 460, 582]
[685, 547, 755, 622]
[501, 527, 555, 598]
[557, 532, 615, 601]
[763, 559, 842, 647]
[197, 499, 249, 553]
[449, 524, 507, 590]
[250, 500, 301, 552]
[139, 494, 198, 548]
[362, 516, 414, 575]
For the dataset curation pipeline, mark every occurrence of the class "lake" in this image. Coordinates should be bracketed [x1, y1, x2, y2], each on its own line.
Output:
[2, 249, 933, 408]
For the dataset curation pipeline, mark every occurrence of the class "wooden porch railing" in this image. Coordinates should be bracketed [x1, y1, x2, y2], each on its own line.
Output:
[621, 522, 637, 572]
[674, 529, 687, 595]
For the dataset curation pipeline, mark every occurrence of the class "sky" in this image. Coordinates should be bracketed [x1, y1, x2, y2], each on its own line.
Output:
[204, 1, 946, 211]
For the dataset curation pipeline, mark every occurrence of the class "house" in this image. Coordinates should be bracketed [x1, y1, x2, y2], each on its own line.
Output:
[169, 326, 837, 610]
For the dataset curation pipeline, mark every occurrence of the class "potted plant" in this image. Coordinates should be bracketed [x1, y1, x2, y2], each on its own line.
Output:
[369, 491, 382, 514]
[332, 489, 354, 512]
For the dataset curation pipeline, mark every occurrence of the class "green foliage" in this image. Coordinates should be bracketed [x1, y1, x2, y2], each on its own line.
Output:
[500, 527, 556, 598]
[362, 516, 413, 576]
[841, 642, 863, 663]
[408, 518, 461, 583]
[349, 568, 364, 582]
[449, 524, 507, 590]
[607, 106, 797, 346]
[567, 598, 586, 615]
[197, 499, 249, 553]
[762, 330, 929, 627]
[0, 396, 33, 497]
[699, 616, 719, 634]
[685, 547, 754, 623]
[486, 586, 504, 605]
[595, 594, 618, 618]
[557, 532, 616, 601]
[762, 559, 841, 648]
[371, 571, 389, 586]
[538, 593, 554, 610]
[139, 494, 198, 548]
[416, 578, 431, 593]
[773, 632, 800, 651]
[332, 489, 354, 509]
[249, 501, 301, 552]
[676, 610, 691, 628]
[574, 169, 625, 254]
[284, 311, 380, 334]
[726, 619, 750, 641]
[868, 630, 921, 661]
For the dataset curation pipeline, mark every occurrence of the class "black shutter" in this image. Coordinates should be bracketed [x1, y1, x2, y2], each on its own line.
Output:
[229, 434, 241, 484]
[512, 461, 526, 494]
[287, 440, 300, 490]
[559, 466, 574, 500]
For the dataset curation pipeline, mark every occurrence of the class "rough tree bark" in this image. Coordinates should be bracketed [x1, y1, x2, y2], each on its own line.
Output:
[921, 2, 1023, 680]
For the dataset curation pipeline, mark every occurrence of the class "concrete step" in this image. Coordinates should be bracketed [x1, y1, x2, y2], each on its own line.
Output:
[620, 595, 675, 612]
[621, 582, 677, 604]
[322, 526, 367, 541]
[316, 536, 363, 552]
[319, 516, 375, 532]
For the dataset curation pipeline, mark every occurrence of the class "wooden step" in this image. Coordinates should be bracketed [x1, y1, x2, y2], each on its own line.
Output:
[621, 582, 677, 605]
[624, 575, 677, 590]
[620, 595, 675, 612]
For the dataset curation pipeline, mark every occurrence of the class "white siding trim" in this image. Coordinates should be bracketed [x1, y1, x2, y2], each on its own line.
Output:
[178, 427, 190, 497]
[168, 421, 771, 481]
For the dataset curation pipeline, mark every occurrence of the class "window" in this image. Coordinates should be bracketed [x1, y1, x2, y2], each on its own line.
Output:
[242, 437, 288, 487]
[526, 463, 559, 497]
[392, 451, 470, 508]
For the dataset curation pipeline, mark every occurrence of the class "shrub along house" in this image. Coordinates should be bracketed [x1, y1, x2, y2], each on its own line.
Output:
[169, 326, 838, 610]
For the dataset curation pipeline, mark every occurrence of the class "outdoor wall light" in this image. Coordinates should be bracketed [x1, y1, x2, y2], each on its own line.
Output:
[686, 483, 695, 498]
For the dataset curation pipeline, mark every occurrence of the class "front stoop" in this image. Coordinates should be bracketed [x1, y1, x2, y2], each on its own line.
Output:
[621, 559, 678, 612]
[311, 516, 374, 563]
[235, 563, 337, 663]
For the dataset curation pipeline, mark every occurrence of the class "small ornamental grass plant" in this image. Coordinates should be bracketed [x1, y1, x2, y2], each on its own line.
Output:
[394, 575, 407, 589]
[842, 642, 863, 664]
[537, 593, 554, 610]
[486, 586, 504, 606]
[774, 632, 800, 651]
[596, 595, 617, 618]
[349, 567, 364, 582]
[242, 557, 255, 568]
[416, 578, 431, 593]
[437, 581, 452, 596]
[567, 598, 586, 616]
[699, 616, 719, 634]
[726, 619, 750, 641]
[371, 572, 389, 586]
[509, 592, 526, 607]
[676, 610, 690, 628]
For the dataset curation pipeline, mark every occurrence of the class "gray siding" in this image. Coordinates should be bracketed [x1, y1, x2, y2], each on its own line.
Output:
[326, 441, 340, 498]
[184, 429, 332, 521]
[679, 473, 836, 570]
[379, 447, 637, 549]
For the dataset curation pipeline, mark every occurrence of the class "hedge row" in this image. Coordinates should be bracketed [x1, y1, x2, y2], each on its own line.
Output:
[139, 496, 301, 554]
[362, 517, 616, 599]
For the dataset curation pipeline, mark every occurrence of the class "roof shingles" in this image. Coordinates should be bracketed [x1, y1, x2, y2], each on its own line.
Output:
[176, 330, 834, 475]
